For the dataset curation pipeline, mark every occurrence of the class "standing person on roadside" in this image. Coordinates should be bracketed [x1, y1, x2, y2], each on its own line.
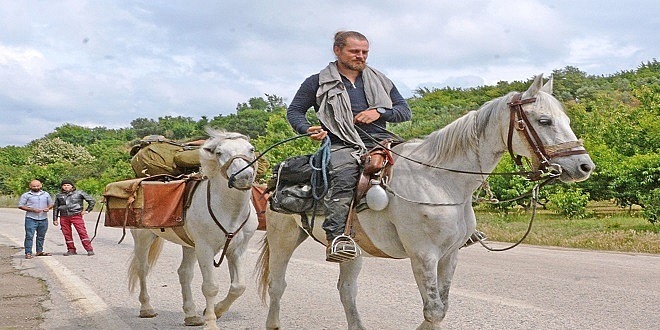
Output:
[18, 180, 54, 259]
[53, 179, 96, 256]
[286, 30, 412, 262]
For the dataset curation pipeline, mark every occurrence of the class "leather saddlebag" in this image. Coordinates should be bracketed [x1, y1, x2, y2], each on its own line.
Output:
[103, 175, 186, 228]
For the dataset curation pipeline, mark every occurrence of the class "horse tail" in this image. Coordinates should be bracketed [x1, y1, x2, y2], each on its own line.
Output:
[254, 234, 270, 305]
[128, 235, 165, 293]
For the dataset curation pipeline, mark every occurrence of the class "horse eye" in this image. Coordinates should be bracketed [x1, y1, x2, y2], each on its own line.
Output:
[539, 117, 552, 126]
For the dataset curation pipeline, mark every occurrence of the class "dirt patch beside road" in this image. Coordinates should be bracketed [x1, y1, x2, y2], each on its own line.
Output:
[0, 244, 48, 330]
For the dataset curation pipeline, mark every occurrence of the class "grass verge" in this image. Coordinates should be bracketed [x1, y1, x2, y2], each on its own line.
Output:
[476, 202, 660, 254]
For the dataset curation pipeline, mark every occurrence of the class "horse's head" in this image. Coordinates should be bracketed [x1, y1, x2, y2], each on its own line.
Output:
[200, 129, 256, 190]
[506, 74, 594, 183]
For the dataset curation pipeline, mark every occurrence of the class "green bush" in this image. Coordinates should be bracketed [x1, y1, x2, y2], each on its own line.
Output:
[639, 188, 660, 224]
[548, 186, 590, 219]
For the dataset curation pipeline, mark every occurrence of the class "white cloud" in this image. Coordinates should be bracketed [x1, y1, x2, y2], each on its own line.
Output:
[1, 0, 660, 146]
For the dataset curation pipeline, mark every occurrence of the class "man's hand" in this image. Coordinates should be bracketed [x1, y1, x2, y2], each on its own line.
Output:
[307, 126, 327, 141]
[354, 109, 381, 124]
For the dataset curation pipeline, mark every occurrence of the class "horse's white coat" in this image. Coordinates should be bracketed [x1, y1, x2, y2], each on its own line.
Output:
[257, 75, 595, 330]
[128, 130, 258, 330]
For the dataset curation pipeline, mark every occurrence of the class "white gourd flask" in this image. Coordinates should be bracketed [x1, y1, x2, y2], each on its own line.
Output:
[365, 179, 389, 211]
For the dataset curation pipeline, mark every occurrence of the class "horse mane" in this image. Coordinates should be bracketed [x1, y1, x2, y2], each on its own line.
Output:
[204, 127, 249, 143]
[411, 92, 517, 164]
[199, 128, 250, 169]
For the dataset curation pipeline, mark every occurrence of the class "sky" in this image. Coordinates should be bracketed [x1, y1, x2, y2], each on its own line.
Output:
[1, 0, 659, 147]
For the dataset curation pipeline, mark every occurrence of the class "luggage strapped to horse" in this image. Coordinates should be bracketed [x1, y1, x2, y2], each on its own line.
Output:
[102, 173, 205, 244]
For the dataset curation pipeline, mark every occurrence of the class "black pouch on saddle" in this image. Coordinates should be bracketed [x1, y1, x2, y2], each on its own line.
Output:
[268, 154, 326, 214]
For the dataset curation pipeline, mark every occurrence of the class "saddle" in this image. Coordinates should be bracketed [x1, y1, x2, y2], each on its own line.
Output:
[344, 141, 405, 259]
[355, 141, 395, 202]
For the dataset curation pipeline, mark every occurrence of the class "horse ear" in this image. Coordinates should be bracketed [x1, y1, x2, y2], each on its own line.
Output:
[202, 144, 215, 154]
[521, 74, 544, 99]
[540, 75, 554, 94]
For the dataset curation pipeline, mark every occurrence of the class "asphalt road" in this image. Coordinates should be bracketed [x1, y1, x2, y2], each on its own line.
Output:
[1, 207, 659, 330]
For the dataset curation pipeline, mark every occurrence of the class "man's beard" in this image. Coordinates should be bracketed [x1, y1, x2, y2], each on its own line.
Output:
[341, 59, 366, 72]
[30, 188, 40, 192]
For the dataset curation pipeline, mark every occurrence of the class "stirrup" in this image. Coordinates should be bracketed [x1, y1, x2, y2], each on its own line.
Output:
[461, 231, 487, 249]
[326, 235, 361, 263]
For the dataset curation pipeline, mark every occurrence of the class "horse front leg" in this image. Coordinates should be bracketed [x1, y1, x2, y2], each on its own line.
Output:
[410, 252, 448, 330]
[129, 229, 159, 318]
[436, 251, 459, 319]
[213, 245, 248, 318]
[338, 256, 366, 330]
[196, 245, 221, 330]
[179, 246, 204, 326]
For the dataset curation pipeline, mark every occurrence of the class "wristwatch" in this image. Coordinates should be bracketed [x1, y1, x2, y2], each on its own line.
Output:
[376, 107, 388, 114]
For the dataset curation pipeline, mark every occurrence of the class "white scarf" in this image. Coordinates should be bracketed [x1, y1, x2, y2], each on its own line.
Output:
[316, 61, 393, 149]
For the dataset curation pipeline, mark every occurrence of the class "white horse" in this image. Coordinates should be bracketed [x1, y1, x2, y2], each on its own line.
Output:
[256, 75, 595, 330]
[128, 130, 258, 330]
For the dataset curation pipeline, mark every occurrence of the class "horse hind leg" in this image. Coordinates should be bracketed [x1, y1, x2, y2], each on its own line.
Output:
[179, 246, 205, 326]
[128, 229, 162, 318]
[264, 218, 309, 330]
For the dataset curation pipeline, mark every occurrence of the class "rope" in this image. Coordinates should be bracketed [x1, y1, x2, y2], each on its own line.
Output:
[230, 132, 313, 179]
[305, 136, 331, 237]
[309, 136, 331, 200]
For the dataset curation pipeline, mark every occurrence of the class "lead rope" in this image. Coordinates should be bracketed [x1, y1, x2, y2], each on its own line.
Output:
[205, 180, 252, 267]
[478, 177, 555, 251]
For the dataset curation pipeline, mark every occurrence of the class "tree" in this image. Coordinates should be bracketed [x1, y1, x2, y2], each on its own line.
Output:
[131, 118, 161, 138]
[28, 138, 95, 166]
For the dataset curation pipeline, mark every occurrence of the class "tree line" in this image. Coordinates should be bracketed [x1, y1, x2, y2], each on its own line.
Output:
[2, 60, 659, 223]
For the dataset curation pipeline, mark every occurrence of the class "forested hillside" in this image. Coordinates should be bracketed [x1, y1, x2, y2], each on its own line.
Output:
[2, 60, 659, 222]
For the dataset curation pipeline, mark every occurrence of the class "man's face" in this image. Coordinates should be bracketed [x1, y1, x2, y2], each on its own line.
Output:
[61, 184, 73, 192]
[334, 37, 369, 72]
[29, 181, 42, 192]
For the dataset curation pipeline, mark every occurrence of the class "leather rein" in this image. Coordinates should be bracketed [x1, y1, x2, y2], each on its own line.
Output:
[206, 154, 256, 267]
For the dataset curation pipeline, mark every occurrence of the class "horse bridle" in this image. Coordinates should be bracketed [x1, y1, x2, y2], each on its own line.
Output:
[221, 155, 257, 190]
[206, 148, 257, 267]
[506, 93, 588, 181]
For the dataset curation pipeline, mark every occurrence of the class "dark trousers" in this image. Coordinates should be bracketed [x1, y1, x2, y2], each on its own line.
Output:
[323, 146, 361, 241]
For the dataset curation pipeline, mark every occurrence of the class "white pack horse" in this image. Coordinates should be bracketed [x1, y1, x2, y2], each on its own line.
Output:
[256, 75, 595, 330]
[128, 130, 258, 330]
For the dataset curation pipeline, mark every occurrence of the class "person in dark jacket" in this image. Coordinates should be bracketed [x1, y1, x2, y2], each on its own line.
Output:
[287, 31, 412, 262]
[53, 179, 96, 256]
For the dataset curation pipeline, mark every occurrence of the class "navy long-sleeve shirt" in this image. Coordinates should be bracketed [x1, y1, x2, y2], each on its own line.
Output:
[287, 72, 411, 145]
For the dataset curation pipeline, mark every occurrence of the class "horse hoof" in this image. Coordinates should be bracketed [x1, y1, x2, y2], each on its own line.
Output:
[184, 315, 205, 326]
[139, 310, 158, 318]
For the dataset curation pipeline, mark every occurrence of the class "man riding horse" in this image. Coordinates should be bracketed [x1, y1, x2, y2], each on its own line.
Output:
[286, 30, 484, 262]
